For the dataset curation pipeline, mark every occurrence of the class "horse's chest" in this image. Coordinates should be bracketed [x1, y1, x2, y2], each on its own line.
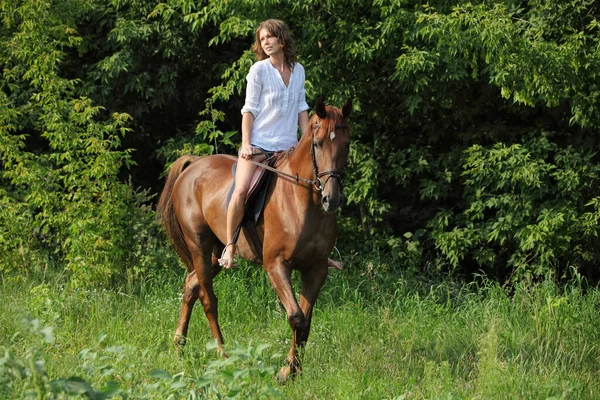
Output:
[281, 213, 334, 240]
[263, 192, 337, 265]
[293, 217, 336, 259]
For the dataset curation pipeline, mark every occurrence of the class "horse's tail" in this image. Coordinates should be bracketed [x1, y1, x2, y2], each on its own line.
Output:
[157, 155, 201, 272]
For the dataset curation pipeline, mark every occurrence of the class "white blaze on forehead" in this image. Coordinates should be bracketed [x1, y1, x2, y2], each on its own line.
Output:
[330, 131, 336, 141]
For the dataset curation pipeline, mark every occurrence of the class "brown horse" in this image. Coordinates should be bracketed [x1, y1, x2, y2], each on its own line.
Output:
[157, 97, 351, 383]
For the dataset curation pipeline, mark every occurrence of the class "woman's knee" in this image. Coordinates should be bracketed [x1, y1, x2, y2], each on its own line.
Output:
[231, 184, 250, 200]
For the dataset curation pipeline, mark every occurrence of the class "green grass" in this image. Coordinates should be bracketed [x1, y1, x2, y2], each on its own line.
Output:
[1, 263, 600, 399]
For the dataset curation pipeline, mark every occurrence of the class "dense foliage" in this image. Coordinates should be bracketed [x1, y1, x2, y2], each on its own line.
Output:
[2, 0, 600, 285]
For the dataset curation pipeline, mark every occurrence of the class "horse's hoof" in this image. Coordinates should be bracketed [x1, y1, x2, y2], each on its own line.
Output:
[174, 334, 186, 347]
[217, 348, 229, 359]
[277, 366, 291, 385]
[174, 334, 186, 357]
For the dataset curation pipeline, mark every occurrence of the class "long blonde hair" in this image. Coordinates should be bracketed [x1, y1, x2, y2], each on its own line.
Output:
[251, 19, 297, 69]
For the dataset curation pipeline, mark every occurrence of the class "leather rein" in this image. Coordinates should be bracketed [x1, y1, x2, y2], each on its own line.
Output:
[246, 120, 349, 193]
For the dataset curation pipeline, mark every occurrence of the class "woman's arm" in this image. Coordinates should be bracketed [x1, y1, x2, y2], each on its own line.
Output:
[239, 112, 255, 159]
[298, 110, 309, 136]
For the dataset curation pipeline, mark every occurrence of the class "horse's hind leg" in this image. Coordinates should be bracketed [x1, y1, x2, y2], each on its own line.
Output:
[174, 244, 224, 353]
[174, 271, 199, 350]
[186, 239, 228, 355]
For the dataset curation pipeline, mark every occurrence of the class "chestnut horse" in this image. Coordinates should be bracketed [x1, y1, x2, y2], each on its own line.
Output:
[157, 98, 351, 383]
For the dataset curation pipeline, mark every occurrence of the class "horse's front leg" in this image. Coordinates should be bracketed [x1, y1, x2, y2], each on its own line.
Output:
[265, 261, 306, 384]
[278, 264, 328, 383]
[297, 265, 328, 347]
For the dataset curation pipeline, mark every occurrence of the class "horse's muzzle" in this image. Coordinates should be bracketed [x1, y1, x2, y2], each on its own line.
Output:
[321, 179, 342, 213]
[321, 195, 340, 213]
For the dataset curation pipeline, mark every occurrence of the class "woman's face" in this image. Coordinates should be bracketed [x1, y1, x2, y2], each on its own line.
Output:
[259, 28, 283, 57]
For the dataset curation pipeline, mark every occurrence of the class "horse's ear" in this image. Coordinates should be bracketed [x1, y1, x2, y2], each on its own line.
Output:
[314, 96, 326, 119]
[342, 98, 352, 119]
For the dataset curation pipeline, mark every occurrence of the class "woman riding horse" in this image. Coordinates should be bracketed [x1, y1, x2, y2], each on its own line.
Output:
[220, 19, 342, 271]
[157, 19, 351, 383]
[157, 97, 351, 383]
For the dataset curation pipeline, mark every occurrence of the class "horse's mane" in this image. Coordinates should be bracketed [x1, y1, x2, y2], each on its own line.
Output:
[273, 146, 293, 168]
[273, 105, 344, 169]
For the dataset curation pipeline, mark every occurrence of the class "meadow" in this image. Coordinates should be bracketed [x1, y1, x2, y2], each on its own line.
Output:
[1, 259, 599, 399]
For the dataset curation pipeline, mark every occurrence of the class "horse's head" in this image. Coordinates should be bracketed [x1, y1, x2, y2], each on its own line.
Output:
[309, 97, 352, 213]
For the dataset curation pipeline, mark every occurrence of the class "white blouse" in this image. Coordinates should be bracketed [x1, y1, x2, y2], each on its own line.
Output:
[241, 59, 310, 151]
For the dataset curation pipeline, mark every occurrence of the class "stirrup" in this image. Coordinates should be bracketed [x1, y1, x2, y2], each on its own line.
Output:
[218, 242, 237, 269]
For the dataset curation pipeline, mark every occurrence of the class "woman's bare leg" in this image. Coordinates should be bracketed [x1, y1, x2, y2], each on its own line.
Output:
[219, 154, 265, 268]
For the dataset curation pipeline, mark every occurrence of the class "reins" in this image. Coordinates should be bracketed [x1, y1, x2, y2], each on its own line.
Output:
[246, 155, 318, 188]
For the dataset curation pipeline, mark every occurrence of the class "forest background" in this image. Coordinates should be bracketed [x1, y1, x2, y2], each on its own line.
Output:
[2, 0, 600, 286]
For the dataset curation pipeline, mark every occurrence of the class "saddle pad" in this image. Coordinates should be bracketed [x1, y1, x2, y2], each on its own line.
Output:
[225, 158, 274, 223]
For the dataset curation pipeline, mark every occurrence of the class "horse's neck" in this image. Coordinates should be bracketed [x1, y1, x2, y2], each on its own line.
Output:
[285, 139, 314, 183]
[277, 138, 320, 205]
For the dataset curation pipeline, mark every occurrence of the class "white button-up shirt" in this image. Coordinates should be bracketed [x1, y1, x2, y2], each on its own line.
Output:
[241, 59, 310, 152]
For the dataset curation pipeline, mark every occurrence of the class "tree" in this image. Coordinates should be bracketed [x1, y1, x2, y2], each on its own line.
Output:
[3, 0, 600, 284]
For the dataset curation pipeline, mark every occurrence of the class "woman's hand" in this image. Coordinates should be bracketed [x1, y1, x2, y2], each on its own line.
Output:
[238, 144, 255, 160]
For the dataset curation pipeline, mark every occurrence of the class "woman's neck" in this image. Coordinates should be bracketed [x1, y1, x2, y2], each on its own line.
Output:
[269, 54, 287, 71]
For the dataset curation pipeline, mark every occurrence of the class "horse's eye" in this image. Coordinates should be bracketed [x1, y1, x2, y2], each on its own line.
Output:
[314, 140, 323, 149]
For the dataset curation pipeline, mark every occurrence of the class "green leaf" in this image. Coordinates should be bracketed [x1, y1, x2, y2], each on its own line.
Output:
[40, 326, 55, 344]
[151, 369, 172, 380]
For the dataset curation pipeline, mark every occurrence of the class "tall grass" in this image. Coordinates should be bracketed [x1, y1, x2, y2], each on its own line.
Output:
[1, 263, 600, 399]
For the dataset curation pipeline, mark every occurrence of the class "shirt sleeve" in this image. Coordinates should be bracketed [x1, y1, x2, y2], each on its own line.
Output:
[241, 63, 262, 117]
[296, 64, 310, 114]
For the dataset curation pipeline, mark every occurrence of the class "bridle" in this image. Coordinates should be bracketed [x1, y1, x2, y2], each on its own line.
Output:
[310, 120, 349, 192]
[245, 117, 349, 193]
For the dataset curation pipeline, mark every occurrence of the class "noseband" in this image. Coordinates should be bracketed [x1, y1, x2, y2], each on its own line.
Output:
[310, 121, 348, 192]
